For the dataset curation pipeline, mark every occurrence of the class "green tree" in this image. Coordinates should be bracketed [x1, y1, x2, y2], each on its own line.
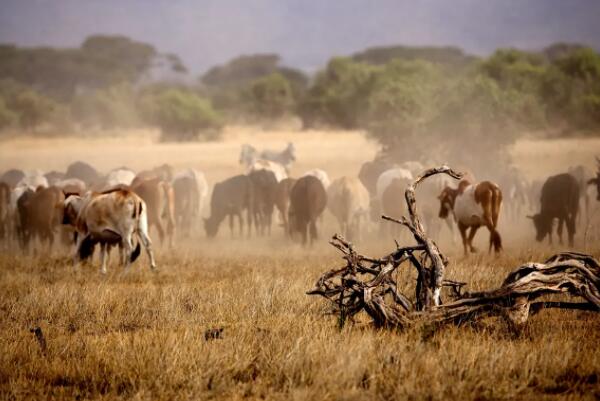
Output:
[247, 73, 293, 119]
[7, 89, 57, 131]
[0, 97, 17, 130]
[139, 88, 222, 141]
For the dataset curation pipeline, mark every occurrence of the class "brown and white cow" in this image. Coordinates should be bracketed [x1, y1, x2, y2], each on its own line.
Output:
[438, 180, 503, 255]
[63, 189, 156, 274]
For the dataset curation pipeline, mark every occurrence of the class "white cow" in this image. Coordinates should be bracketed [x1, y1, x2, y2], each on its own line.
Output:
[105, 168, 136, 188]
[375, 168, 413, 201]
[63, 189, 156, 274]
[327, 177, 370, 240]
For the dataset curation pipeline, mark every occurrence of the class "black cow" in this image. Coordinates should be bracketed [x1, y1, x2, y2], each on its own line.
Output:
[248, 169, 278, 236]
[528, 173, 579, 246]
[204, 175, 254, 238]
[288, 175, 327, 245]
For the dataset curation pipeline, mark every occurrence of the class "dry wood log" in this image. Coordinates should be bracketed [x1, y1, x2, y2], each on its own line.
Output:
[307, 166, 600, 330]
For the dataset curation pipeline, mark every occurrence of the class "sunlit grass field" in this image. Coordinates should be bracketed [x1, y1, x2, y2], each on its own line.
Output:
[1, 127, 600, 400]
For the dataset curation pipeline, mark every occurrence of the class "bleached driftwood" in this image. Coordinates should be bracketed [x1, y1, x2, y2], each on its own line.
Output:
[307, 166, 600, 330]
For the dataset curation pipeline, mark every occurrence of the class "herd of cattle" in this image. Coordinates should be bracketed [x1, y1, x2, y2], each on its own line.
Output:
[0, 141, 599, 273]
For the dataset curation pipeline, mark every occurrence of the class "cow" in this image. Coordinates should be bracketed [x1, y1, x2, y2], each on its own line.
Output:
[327, 177, 369, 241]
[588, 158, 600, 201]
[240, 143, 296, 169]
[302, 169, 330, 190]
[372, 167, 413, 231]
[1, 169, 25, 188]
[568, 164, 594, 222]
[204, 175, 254, 238]
[133, 164, 174, 186]
[17, 170, 48, 190]
[105, 167, 136, 188]
[131, 177, 175, 247]
[274, 178, 297, 236]
[16, 186, 65, 253]
[529, 173, 579, 246]
[358, 157, 395, 197]
[288, 175, 327, 245]
[248, 169, 278, 235]
[172, 169, 208, 236]
[248, 159, 287, 182]
[438, 180, 503, 255]
[62, 189, 156, 273]
[54, 178, 87, 195]
[44, 171, 67, 186]
[381, 178, 409, 238]
[260, 142, 296, 169]
[66, 161, 100, 186]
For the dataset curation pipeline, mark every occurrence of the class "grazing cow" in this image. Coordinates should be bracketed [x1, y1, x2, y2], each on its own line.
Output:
[529, 173, 579, 246]
[358, 158, 395, 197]
[248, 159, 287, 182]
[17, 186, 65, 252]
[66, 161, 100, 186]
[204, 175, 254, 238]
[1, 169, 25, 188]
[172, 169, 208, 236]
[62, 189, 156, 273]
[439, 180, 503, 255]
[274, 178, 297, 235]
[302, 169, 331, 189]
[288, 175, 327, 245]
[131, 178, 175, 247]
[248, 169, 278, 235]
[327, 177, 369, 241]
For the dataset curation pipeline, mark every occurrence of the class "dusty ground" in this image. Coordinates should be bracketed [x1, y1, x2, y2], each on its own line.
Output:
[1, 127, 600, 400]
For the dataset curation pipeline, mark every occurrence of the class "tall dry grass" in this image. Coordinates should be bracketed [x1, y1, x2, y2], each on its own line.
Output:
[1, 128, 600, 399]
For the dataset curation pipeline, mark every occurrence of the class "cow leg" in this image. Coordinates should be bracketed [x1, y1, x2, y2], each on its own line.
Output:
[566, 214, 576, 247]
[557, 217, 564, 245]
[467, 225, 480, 253]
[457, 222, 468, 256]
[238, 212, 244, 237]
[309, 219, 318, 245]
[137, 229, 157, 270]
[99, 243, 108, 274]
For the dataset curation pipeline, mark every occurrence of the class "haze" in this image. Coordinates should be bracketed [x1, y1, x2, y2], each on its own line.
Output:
[1, 0, 600, 72]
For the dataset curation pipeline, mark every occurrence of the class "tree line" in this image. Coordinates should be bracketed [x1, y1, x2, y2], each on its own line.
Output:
[0, 36, 599, 157]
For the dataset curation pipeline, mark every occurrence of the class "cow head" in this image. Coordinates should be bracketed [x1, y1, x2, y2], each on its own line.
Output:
[62, 194, 82, 226]
[527, 213, 552, 242]
[438, 187, 457, 219]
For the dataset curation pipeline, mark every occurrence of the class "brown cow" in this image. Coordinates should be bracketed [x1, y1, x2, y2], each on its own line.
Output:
[17, 186, 65, 252]
[131, 178, 175, 247]
[288, 175, 327, 245]
[63, 189, 156, 273]
[438, 180, 503, 255]
[274, 178, 296, 236]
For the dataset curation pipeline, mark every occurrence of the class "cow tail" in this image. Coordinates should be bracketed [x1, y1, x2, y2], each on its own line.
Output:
[491, 187, 503, 252]
[130, 242, 141, 263]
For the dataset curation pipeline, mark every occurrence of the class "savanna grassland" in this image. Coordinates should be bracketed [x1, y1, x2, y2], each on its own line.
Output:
[1, 128, 600, 400]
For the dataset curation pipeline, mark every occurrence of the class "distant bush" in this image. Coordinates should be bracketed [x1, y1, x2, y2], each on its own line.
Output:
[139, 88, 222, 141]
[71, 84, 140, 129]
[246, 73, 294, 119]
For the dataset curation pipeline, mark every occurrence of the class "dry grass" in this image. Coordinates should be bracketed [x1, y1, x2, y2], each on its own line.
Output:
[1, 128, 600, 400]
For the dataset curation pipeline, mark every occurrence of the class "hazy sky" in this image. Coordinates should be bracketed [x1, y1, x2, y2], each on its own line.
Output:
[1, 0, 599, 73]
